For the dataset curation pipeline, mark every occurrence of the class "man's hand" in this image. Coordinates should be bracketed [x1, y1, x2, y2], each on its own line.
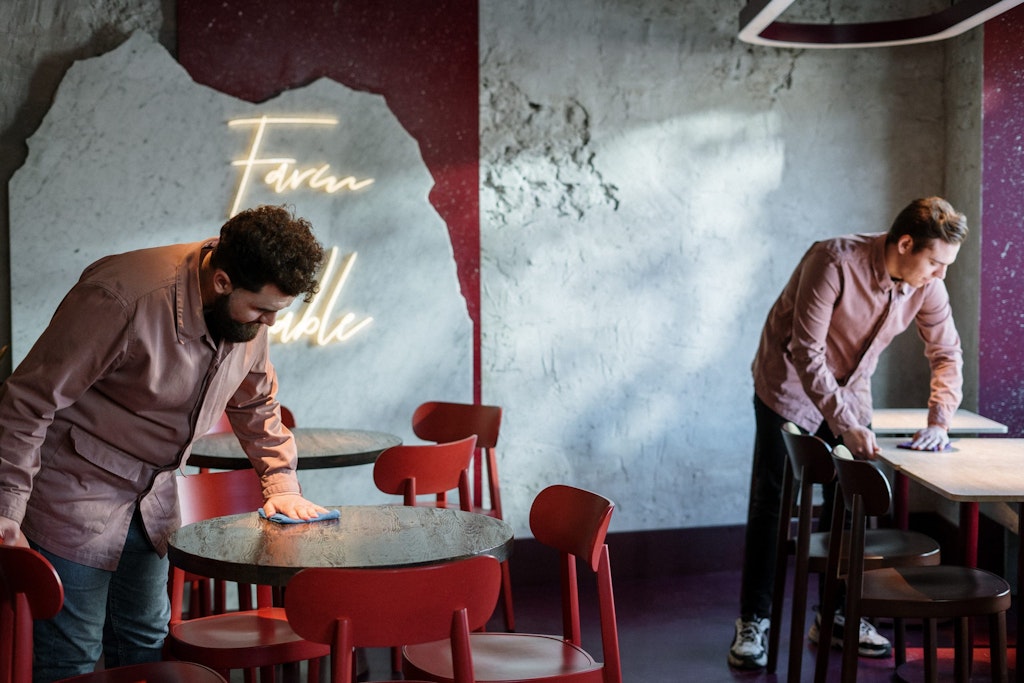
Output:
[840, 425, 881, 460]
[262, 493, 329, 521]
[0, 515, 29, 547]
[907, 425, 950, 452]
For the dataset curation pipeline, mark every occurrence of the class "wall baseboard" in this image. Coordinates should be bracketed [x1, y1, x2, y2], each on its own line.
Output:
[507, 511, 993, 589]
[508, 524, 747, 586]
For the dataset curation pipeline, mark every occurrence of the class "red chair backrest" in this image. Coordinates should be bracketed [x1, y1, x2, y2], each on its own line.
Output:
[372, 436, 476, 510]
[530, 484, 614, 572]
[0, 545, 64, 683]
[285, 555, 500, 683]
[411, 402, 501, 449]
[171, 469, 270, 622]
[176, 468, 265, 526]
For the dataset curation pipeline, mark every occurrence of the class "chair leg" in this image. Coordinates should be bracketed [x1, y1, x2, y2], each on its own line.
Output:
[813, 491, 846, 683]
[954, 617, 969, 683]
[894, 617, 906, 666]
[787, 480, 816, 683]
[500, 560, 516, 631]
[923, 618, 938, 683]
[767, 462, 795, 673]
[990, 612, 1008, 683]
[840, 606, 860, 683]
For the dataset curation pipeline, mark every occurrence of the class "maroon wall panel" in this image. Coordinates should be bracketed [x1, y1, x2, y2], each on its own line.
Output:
[177, 0, 481, 398]
[982, 6, 1024, 436]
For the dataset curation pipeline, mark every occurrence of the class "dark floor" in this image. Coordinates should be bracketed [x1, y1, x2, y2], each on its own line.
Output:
[357, 566, 1017, 682]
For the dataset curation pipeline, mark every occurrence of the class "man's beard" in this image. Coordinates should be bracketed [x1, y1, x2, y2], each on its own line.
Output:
[205, 292, 261, 343]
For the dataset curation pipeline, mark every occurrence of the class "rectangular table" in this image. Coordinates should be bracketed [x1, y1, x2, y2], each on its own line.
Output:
[873, 408, 1009, 436]
[876, 437, 1024, 681]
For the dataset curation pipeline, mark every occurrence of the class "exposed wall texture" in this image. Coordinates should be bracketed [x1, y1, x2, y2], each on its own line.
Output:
[981, 7, 1024, 437]
[1, 1, 992, 537]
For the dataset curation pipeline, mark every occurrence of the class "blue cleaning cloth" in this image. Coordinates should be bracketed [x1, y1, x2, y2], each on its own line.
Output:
[257, 508, 341, 524]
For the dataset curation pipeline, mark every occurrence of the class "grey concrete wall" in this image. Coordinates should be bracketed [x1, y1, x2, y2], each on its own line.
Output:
[1, 0, 984, 535]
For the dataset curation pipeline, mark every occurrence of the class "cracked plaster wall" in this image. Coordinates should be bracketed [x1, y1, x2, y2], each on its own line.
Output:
[478, 1, 977, 532]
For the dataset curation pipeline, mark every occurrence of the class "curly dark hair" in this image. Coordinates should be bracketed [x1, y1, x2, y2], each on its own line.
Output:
[210, 205, 325, 303]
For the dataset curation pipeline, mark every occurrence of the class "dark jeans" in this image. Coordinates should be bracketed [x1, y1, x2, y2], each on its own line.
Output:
[739, 395, 842, 620]
[30, 508, 170, 683]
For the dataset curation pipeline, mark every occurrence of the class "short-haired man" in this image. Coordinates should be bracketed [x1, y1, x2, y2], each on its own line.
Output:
[728, 197, 967, 670]
[0, 205, 329, 681]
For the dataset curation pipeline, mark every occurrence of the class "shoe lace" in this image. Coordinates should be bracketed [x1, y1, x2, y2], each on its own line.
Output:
[736, 620, 765, 645]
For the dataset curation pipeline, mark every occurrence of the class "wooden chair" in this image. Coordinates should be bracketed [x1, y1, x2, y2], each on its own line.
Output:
[372, 436, 477, 510]
[402, 484, 622, 683]
[768, 424, 941, 683]
[0, 544, 227, 683]
[820, 449, 1011, 683]
[372, 436, 477, 672]
[411, 401, 515, 631]
[284, 555, 502, 683]
[167, 469, 329, 683]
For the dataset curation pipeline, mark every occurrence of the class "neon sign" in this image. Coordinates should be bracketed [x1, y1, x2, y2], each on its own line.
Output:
[269, 247, 373, 346]
[227, 115, 376, 347]
[228, 115, 375, 217]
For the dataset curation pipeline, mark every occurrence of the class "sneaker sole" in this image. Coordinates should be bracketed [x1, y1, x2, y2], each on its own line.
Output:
[727, 652, 767, 670]
[810, 623, 892, 658]
[826, 635, 892, 659]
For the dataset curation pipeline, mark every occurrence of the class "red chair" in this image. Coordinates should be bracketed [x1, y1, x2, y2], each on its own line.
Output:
[411, 402, 515, 631]
[372, 436, 477, 510]
[285, 555, 502, 683]
[0, 544, 227, 683]
[167, 469, 329, 682]
[190, 405, 297, 610]
[402, 484, 622, 683]
[372, 436, 477, 671]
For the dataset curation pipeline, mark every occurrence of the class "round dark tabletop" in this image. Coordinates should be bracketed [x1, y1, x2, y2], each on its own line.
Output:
[168, 505, 514, 586]
[187, 427, 402, 470]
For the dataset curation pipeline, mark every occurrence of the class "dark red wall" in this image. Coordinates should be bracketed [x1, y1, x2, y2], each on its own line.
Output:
[982, 6, 1024, 436]
[177, 0, 481, 399]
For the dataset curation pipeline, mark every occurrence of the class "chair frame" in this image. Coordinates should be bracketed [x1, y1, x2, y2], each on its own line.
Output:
[819, 454, 1011, 683]
[285, 556, 501, 683]
[402, 483, 622, 683]
[768, 425, 941, 683]
[168, 469, 328, 682]
[410, 401, 515, 631]
[0, 544, 226, 683]
[372, 436, 477, 510]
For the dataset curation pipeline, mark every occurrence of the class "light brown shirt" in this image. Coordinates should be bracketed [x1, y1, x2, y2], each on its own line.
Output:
[752, 233, 963, 436]
[0, 240, 300, 570]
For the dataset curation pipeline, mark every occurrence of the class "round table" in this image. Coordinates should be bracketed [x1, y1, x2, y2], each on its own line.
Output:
[168, 505, 515, 587]
[187, 427, 401, 470]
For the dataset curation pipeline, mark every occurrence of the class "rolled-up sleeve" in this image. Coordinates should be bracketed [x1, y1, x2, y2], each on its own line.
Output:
[916, 283, 963, 429]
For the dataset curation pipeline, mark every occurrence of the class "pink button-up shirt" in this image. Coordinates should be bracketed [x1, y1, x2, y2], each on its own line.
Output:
[0, 240, 300, 570]
[753, 233, 963, 437]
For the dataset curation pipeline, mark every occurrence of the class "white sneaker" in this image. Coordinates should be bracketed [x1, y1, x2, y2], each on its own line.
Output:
[728, 616, 769, 669]
[808, 609, 892, 658]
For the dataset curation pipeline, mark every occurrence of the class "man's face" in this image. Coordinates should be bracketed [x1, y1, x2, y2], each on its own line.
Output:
[893, 236, 960, 289]
[206, 283, 295, 343]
